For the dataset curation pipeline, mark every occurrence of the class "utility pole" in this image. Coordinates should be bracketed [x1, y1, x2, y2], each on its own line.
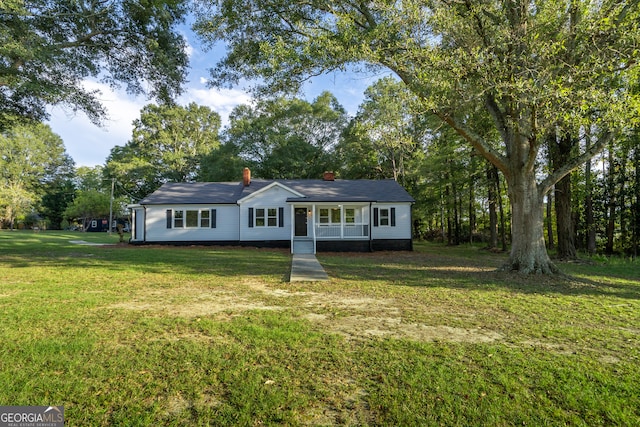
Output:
[109, 178, 115, 235]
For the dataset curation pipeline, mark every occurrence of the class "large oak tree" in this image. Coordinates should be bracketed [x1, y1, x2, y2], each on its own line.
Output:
[195, 0, 640, 273]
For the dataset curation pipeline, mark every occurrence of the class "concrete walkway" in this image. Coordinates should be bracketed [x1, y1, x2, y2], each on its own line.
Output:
[69, 240, 115, 246]
[290, 254, 329, 282]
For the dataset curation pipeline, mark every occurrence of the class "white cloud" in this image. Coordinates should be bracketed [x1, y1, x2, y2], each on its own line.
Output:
[182, 33, 195, 59]
[180, 86, 252, 126]
[47, 81, 146, 167]
[47, 79, 253, 167]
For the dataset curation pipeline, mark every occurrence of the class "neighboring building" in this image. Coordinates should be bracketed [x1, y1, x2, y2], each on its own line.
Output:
[85, 218, 130, 232]
[86, 218, 110, 232]
[128, 169, 414, 253]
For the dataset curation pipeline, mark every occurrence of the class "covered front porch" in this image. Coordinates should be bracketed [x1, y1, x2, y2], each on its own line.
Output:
[289, 203, 371, 254]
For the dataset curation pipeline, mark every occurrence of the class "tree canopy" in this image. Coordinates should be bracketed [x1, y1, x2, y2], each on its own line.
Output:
[339, 77, 423, 183]
[0, 122, 72, 228]
[0, 0, 189, 130]
[222, 92, 347, 179]
[105, 103, 222, 200]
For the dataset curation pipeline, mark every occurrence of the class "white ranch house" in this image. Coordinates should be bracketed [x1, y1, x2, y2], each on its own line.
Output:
[129, 169, 415, 253]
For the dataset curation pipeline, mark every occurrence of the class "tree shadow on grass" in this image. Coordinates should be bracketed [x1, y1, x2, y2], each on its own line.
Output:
[317, 250, 640, 301]
[0, 243, 293, 281]
[2, 234, 638, 300]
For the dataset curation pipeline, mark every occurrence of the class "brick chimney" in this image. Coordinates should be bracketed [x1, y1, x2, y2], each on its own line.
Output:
[243, 167, 251, 186]
[323, 171, 335, 181]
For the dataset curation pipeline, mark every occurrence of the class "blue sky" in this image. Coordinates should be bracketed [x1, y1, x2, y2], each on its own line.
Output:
[46, 23, 386, 168]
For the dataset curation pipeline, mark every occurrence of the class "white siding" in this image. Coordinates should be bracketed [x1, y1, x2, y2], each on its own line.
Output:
[371, 203, 412, 240]
[239, 185, 295, 241]
[138, 185, 412, 246]
[144, 204, 239, 242]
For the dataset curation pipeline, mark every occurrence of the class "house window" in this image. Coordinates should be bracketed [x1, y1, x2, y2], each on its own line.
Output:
[255, 208, 278, 227]
[172, 209, 212, 228]
[200, 210, 210, 228]
[319, 208, 329, 224]
[319, 208, 342, 224]
[374, 207, 396, 227]
[255, 208, 265, 226]
[331, 208, 341, 223]
[379, 208, 390, 226]
[268, 208, 278, 226]
[186, 210, 199, 228]
[174, 210, 184, 228]
[345, 208, 355, 224]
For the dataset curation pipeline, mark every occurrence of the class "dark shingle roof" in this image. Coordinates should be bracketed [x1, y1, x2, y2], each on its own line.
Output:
[139, 179, 414, 205]
[276, 179, 414, 203]
[138, 182, 244, 204]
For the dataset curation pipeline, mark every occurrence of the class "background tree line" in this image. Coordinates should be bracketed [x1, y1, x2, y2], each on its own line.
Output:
[1, 1, 638, 272]
[2, 76, 638, 258]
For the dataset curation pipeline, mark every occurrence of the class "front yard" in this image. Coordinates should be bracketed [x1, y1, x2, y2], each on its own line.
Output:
[0, 231, 638, 425]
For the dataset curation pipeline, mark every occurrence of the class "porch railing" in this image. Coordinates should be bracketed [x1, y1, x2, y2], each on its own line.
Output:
[315, 223, 369, 239]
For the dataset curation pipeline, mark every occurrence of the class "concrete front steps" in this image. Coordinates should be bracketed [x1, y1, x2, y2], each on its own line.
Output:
[292, 239, 314, 254]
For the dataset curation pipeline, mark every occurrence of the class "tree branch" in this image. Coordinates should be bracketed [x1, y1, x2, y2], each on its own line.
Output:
[432, 110, 510, 177]
[56, 30, 105, 49]
[484, 93, 509, 148]
[538, 130, 613, 197]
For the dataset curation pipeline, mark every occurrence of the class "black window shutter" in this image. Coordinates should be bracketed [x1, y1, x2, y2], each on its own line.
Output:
[391, 207, 396, 227]
[279, 207, 284, 227]
[211, 209, 217, 228]
[373, 208, 379, 227]
[248, 208, 254, 228]
[166, 209, 172, 229]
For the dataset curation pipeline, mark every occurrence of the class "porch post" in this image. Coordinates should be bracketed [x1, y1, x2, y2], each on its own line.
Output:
[290, 204, 294, 254]
[312, 204, 317, 254]
[369, 202, 373, 252]
[340, 205, 344, 239]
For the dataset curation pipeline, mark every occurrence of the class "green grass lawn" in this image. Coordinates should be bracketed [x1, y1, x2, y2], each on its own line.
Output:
[1, 231, 638, 426]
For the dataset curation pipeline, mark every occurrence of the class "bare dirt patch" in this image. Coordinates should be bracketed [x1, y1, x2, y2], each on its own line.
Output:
[305, 313, 503, 343]
[108, 286, 282, 317]
[108, 282, 504, 344]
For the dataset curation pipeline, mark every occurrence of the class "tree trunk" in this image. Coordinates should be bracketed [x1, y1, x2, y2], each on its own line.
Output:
[440, 189, 446, 242]
[469, 174, 476, 244]
[633, 142, 640, 257]
[487, 165, 498, 249]
[605, 146, 616, 254]
[618, 143, 629, 252]
[501, 167, 559, 274]
[452, 180, 460, 245]
[497, 171, 508, 252]
[546, 189, 554, 250]
[390, 152, 398, 182]
[584, 131, 596, 255]
[550, 132, 577, 260]
[446, 184, 453, 245]
[555, 173, 577, 260]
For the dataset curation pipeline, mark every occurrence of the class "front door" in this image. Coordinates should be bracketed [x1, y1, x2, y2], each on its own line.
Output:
[294, 208, 308, 237]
